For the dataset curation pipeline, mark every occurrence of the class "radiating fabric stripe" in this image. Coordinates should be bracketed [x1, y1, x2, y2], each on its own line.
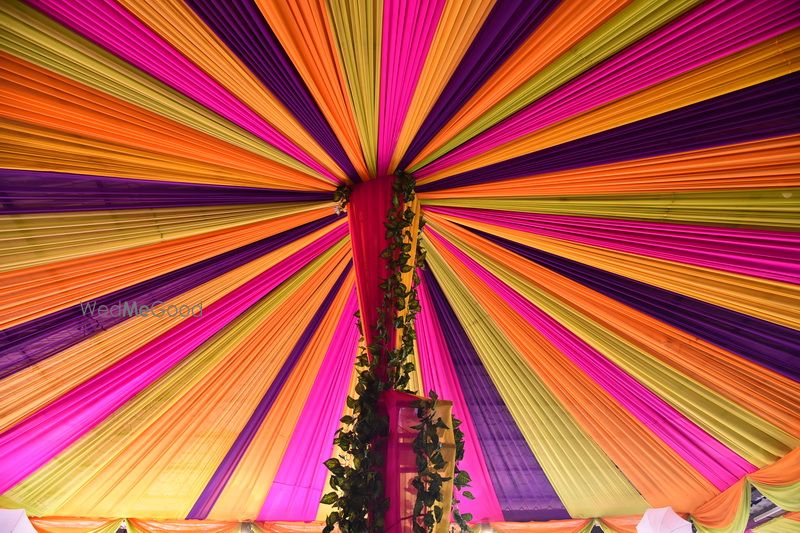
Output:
[0, 52, 329, 189]
[387, 0, 495, 173]
[397, 0, 560, 170]
[421, 268, 569, 521]
[420, 0, 800, 175]
[418, 136, 800, 198]
[409, 0, 631, 170]
[426, 217, 799, 465]
[184, 0, 358, 181]
[419, 72, 800, 191]
[428, 207, 800, 284]
[0, 170, 329, 214]
[258, 288, 359, 520]
[0, 209, 335, 329]
[430, 227, 755, 490]
[468, 227, 800, 382]
[26, 0, 334, 182]
[326, 0, 382, 177]
[0, 224, 347, 493]
[3, 246, 348, 516]
[0, 216, 340, 380]
[416, 277, 505, 522]
[256, 0, 369, 180]
[376, 0, 445, 176]
[188, 262, 352, 518]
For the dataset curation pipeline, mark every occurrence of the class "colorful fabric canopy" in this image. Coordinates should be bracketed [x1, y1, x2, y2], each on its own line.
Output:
[0, 0, 798, 529]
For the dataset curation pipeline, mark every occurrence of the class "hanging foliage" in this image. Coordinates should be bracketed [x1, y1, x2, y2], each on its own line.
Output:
[323, 172, 472, 533]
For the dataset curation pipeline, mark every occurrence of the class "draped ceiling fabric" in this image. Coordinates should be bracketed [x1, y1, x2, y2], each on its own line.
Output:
[0, 0, 799, 530]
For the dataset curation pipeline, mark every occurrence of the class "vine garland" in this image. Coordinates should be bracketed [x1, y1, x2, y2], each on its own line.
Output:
[323, 172, 472, 533]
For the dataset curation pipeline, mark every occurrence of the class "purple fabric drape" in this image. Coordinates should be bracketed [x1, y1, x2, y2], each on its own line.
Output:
[0, 216, 342, 380]
[469, 227, 800, 382]
[421, 268, 569, 521]
[426, 207, 800, 284]
[419, 0, 800, 177]
[185, 0, 358, 181]
[0, 170, 330, 213]
[397, 0, 560, 170]
[419, 72, 800, 191]
[187, 262, 352, 519]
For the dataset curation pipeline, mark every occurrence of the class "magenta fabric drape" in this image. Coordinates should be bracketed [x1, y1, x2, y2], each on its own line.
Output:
[259, 289, 360, 520]
[429, 227, 756, 490]
[426, 207, 800, 283]
[0, 224, 347, 493]
[416, 280, 504, 522]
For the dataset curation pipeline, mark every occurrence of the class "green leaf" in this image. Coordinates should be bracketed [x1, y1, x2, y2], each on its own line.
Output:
[323, 458, 341, 472]
[320, 492, 338, 505]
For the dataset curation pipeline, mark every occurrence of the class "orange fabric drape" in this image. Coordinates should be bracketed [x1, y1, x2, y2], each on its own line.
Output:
[0, 53, 328, 190]
[411, 0, 630, 168]
[30, 517, 121, 533]
[418, 135, 800, 199]
[128, 519, 239, 533]
[255, 0, 368, 180]
[598, 516, 641, 533]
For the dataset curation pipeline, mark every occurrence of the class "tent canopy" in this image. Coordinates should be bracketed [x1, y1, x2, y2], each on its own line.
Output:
[0, 0, 799, 528]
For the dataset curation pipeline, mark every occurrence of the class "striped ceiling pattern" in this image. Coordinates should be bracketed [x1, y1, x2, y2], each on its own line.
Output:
[0, 0, 798, 528]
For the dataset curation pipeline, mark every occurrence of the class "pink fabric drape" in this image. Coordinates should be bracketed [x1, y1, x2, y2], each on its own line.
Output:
[28, 0, 336, 181]
[259, 289, 360, 520]
[347, 176, 396, 363]
[429, 227, 755, 490]
[427, 207, 800, 284]
[0, 224, 347, 493]
[377, 0, 446, 175]
[419, 0, 799, 176]
[416, 280, 504, 522]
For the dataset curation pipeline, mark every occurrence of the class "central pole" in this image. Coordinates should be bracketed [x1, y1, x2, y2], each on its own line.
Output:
[348, 174, 399, 381]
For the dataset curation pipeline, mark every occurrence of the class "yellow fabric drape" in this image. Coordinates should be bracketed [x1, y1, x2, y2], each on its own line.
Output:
[425, 209, 800, 329]
[325, 0, 381, 176]
[256, 0, 368, 180]
[208, 270, 355, 519]
[425, 241, 648, 517]
[388, 0, 494, 172]
[0, 203, 326, 273]
[419, 30, 800, 180]
[0, 1, 328, 183]
[116, 0, 346, 181]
